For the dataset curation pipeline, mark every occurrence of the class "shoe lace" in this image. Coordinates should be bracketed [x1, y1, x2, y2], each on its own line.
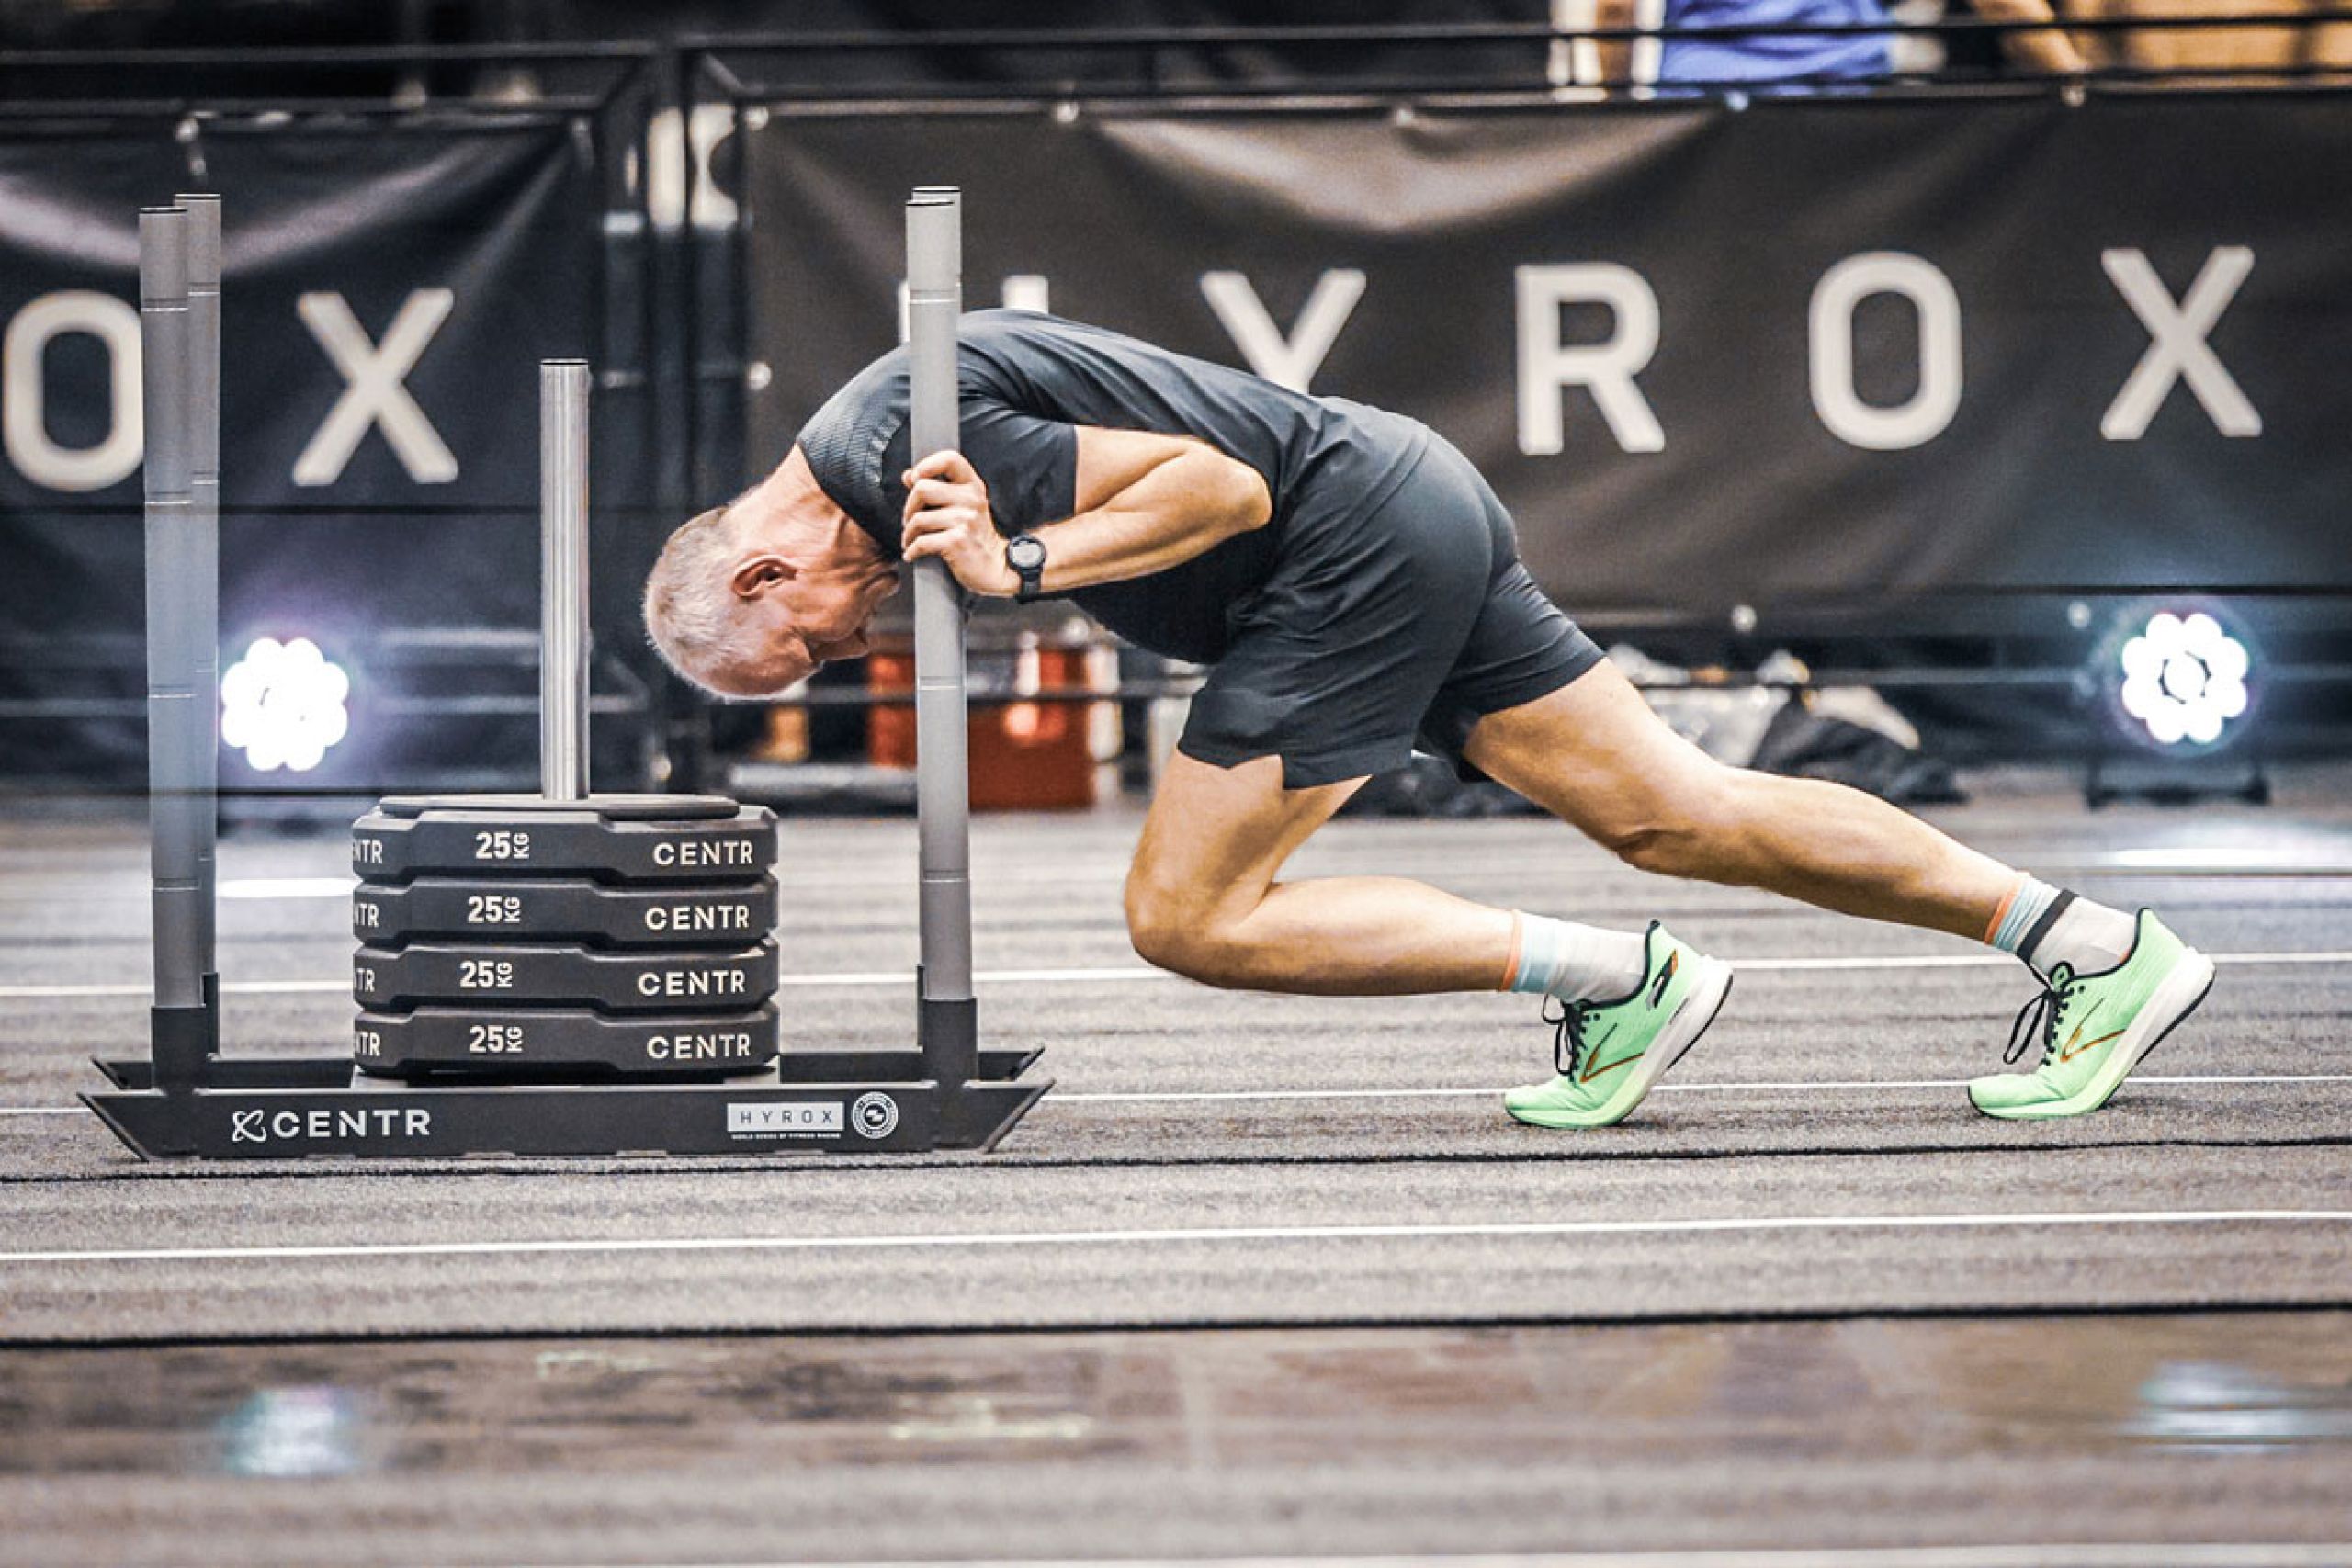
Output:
[2004, 964, 2080, 1068]
[1543, 996, 1592, 1077]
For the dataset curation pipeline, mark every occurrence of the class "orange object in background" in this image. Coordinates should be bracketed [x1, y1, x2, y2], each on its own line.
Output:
[867, 631, 1116, 809]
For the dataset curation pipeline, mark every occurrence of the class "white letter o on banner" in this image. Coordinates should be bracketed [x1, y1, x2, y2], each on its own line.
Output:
[1808, 253, 1962, 451]
[4, 290, 143, 491]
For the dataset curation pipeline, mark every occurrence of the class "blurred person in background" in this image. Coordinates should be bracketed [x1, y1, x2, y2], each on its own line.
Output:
[1577, 0, 1895, 86]
[1965, 0, 2351, 76]
[2071, 0, 2352, 75]
[1966, 0, 2096, 73]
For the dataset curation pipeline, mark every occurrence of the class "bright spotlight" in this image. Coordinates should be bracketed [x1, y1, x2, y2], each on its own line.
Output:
[220, 637, 351, 773]
[2100, 603, 2256, 754]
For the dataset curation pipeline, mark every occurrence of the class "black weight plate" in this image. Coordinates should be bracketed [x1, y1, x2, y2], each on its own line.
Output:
[354, 801, 775, 885]
[356, 940, 778, 1014]
[354, 1002, 780, 1080]
[355, 876, 776, 949]
[374, 793, 744, 820]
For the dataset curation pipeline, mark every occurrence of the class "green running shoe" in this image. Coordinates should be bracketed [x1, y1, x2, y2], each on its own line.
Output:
[1503, 923, 1735, 1130]
[1969, 909, 2214, 1121]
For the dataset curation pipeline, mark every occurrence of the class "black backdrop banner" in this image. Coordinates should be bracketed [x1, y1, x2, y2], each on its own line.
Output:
[743, 95, 2352, 614]
[0, 120, 597, 654]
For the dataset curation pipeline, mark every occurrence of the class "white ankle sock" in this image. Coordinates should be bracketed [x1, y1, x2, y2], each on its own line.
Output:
[1986, 875, 2139, 976]
[1503, 913, 1651, 1003]
[2030, 897, 2140, 976]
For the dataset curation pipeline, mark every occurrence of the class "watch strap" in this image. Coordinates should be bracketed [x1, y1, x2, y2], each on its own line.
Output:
[1009, 534, 1046, 603]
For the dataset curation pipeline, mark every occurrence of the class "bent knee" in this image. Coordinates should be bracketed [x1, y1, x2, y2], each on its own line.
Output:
[1123, 895, 1196, 976]
[1597, 821, 1685, 874]
[1590, 767, 1749, 875]
[1124, 879, 1213, 973]
[1124, 877, 1249, 986]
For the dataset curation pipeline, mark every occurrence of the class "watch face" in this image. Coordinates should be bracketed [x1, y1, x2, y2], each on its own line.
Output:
[1007, 536, 1047, 571]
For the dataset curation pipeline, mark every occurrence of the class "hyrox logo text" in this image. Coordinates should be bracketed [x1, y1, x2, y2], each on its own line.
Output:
[2, 287, 455, 492]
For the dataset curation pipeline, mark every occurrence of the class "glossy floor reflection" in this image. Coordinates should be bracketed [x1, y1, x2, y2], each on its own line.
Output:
[4, 1311, 2348, 1563]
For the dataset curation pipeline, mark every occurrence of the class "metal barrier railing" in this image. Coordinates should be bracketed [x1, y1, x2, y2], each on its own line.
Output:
[687, 14, 2352, 103]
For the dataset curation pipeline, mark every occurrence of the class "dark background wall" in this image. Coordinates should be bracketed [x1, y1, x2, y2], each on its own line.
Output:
[0, 3, 2344, 787]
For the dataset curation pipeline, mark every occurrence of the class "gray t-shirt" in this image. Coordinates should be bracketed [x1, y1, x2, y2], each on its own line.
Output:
[796, 310, 1429, 664]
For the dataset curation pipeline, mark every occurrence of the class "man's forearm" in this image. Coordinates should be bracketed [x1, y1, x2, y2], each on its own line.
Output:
[1017, 447, 1270, 596]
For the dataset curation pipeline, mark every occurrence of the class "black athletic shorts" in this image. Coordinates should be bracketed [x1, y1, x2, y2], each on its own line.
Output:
[1177, 424, 1605, 791]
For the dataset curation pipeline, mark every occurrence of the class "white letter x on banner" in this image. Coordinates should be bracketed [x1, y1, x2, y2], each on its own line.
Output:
[292, 288, 460, 486]
[2100, 247, 2261, 441]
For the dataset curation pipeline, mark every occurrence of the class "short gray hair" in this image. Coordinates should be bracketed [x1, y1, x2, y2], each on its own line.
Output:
[643, 502, 759, 693]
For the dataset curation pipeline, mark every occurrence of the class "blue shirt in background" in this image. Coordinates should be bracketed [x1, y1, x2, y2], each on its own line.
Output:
[1660, 0, 1893, 83]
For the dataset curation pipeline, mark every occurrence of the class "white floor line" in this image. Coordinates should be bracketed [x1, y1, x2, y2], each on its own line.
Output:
[194, 857, 2352, 898]
[533, 1549, 2352, 1568]
[0, 978, 352, 998]
[1737, 950, 2352, 972]
[550, 1550, 2352, 1568]
[1053, 1073, 2352, 1105]
[4, 1207, 2346, 1269]
[5, 1070, 2346, 1122]
[2107, 845, 2352, 870]
[219, 876, 353, 900]
[27, 854, 2352, 909]
[2, 947, 2348, 1003]
[775, 965, 1169, 987]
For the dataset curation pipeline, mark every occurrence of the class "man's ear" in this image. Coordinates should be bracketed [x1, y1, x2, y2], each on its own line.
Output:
[729, 553, 797, 601]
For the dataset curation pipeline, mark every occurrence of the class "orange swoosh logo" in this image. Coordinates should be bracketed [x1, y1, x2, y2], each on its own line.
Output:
[1577, 1051, 1640, 1086]
[1577, 1031, 1642, 1085]
[2057, 1023, 2125, 1065]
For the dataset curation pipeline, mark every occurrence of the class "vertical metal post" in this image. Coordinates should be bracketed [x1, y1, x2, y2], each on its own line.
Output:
[906, 187, 977, 1089]
[141, 205, 209, 1087]
[540, 360, 593, 802]
[175, 193, 221, 1042]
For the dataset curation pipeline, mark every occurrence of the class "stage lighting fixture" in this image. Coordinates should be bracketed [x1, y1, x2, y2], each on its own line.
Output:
[220, 636, 351, 773]
[2083, 600, 2267, 807]
[2112, 608, 2253, 751]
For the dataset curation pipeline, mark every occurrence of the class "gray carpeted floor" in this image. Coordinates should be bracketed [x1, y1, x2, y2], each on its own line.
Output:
[0, 771, 2346, 1562]
[5, 1312, 2350, 1568]
[4, 773, 2347, 1341]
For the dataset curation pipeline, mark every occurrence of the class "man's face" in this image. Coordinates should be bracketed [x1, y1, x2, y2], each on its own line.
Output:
[712, 547, 900, 698]
[775, 550, 902, 669]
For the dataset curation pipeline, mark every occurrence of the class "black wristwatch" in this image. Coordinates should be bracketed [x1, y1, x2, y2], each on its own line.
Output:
[1005, 533, 1048, 603]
